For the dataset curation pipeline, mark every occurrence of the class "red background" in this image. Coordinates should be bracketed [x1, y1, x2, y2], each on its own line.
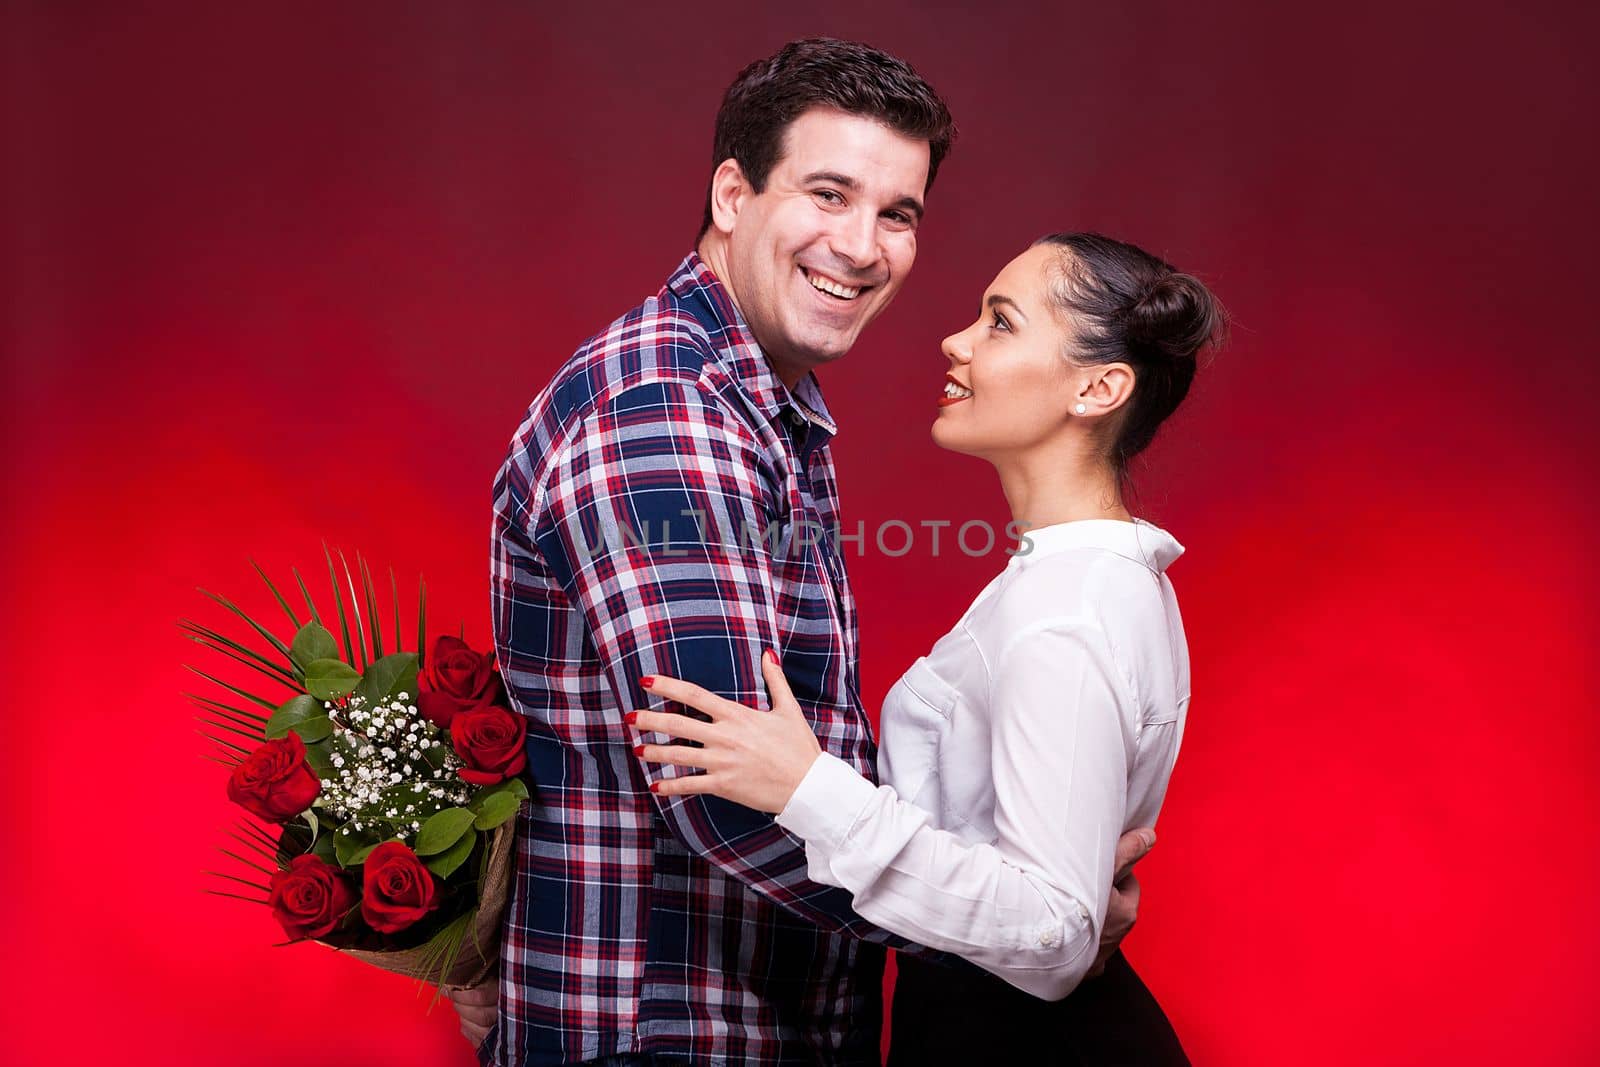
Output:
[5, 3, 1598, 1064]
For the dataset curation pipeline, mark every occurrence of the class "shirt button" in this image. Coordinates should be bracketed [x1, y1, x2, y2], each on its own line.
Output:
[1035, 924, 1062, 948]
[1076, 903, 1090, 922]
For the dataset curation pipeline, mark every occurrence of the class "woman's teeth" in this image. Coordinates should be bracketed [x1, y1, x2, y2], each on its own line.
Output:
[806, 271, 861, 300]
[944, 382, 973, 399]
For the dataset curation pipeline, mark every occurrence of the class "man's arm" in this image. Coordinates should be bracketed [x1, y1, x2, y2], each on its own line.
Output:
[526, 377, 929, 950]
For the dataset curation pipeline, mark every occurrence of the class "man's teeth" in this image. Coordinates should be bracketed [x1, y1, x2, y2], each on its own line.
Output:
[944, 382, 973, 399]
[806, 271, 861, 300]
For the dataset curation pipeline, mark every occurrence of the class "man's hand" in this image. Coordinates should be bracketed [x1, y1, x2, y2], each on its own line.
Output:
[444, 975, 498, 1051]
[1089, 827, 1156, 977]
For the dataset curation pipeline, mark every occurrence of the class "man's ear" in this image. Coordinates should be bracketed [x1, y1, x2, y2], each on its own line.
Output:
[707, 158, 751, 236]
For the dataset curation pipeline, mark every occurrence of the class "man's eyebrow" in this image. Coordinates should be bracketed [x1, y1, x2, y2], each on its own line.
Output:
[986, 294, 1028, 323]
[800, 170, 925, 220]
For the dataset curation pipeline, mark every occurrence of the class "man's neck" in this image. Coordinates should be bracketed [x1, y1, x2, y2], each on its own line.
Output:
[696, 234, 808, 391]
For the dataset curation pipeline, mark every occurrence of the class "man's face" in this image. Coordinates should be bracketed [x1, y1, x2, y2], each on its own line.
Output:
[719, 107, 930, 376]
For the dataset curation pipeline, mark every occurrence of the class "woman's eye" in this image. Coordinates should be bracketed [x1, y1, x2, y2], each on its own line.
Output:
[991, 313, 1010, 332]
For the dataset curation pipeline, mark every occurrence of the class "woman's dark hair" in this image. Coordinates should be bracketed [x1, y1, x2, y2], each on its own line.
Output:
[1033, 232, 1226, 483]
[699, 38, 957, 238]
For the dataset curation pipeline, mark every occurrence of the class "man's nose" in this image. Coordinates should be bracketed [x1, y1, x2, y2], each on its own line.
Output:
[828, 209, 881, 275]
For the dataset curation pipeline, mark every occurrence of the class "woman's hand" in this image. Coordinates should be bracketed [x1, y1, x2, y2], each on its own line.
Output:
[627, 650, 823, 814]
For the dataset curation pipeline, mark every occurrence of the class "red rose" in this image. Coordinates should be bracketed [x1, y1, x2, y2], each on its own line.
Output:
[360, 841, 439, 933]
[418, 635, 505, 728]
[226, 731, 321, 822]
[450, 704, 528, 786]
[268, 854, 356, 941]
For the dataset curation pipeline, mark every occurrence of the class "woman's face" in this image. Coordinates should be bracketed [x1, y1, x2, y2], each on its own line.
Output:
[932, 244, 1083, 460]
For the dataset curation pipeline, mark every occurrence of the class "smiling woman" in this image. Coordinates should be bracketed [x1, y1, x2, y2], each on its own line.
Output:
[631, 231, 1224, 1065]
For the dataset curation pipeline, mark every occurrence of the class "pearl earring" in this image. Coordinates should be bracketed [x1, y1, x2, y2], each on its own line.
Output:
[1074, 403, 1088, 415]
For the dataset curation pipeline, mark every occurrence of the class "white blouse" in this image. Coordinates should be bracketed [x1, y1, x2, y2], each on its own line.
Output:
[774, 518, 1191, 1001]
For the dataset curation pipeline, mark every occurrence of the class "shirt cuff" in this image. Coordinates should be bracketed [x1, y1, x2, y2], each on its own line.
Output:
[774, 751, 878, 855]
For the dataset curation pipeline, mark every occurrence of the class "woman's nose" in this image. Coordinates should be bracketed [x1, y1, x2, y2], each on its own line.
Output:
[942, 331, 971, 364]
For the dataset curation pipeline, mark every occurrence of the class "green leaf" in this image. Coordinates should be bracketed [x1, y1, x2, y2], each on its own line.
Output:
[304, 658, 360, 701]
[471, 790, 521, 830]
[301, 739, 335, 779]
[356, 652, 418, 707]
[290, 622, 339, 672]
[310, 833, 337, 864]
[414, 807, 476, 856]
[334, 825, 382, 868]
[291, 716, 333, 744]
[348, 839, 389, 866]
[423, 826, 477, 879]
[266, 695, 322, 739]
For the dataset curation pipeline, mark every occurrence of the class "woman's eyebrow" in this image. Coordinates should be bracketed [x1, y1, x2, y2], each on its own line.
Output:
[986, 294, 1028, 324]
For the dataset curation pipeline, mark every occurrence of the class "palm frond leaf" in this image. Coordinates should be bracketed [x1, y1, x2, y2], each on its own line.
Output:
[195, 587, 295, 663]
[324, 542, 357, 667]
[337, 548, 369, 671]
[184, 692, 271, 725]
[177, 621, 298, 683]
[390, 566, 402, 654]
[249, 558, 302, 630]
[180, 632, 300, 692]
[196, 715, 265, 746]
[417, 576, 428, 672]
[292, 567, 321, 626]
[359, 552, 384, 660]
[183, 665, 279, 710]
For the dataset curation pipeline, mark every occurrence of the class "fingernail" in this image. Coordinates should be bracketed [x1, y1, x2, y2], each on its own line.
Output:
[764, 649, 777, 665]
[641, 676, 655, 689]
[632, 744, 646, 758]
[649, 781, 660, 793]
[624, 711, 639, 725]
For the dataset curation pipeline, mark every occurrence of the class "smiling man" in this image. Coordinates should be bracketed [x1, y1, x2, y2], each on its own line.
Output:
[465, 38, 1139, 1066]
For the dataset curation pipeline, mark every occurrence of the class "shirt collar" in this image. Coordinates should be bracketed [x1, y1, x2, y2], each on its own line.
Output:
[1013, 518, 1185, 574]
[666, 251, 839, 439]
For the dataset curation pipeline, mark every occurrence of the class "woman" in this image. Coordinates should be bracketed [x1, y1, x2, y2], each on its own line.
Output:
[628, 232, 1221, 1065]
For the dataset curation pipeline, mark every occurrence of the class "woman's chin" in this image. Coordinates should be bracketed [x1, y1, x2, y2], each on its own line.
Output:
[929, 418, 973, 456]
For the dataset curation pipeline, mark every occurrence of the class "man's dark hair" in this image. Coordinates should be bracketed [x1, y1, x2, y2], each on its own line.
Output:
[699, 37, 957, 238]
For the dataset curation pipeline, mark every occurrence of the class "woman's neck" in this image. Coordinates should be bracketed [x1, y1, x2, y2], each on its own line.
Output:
[995, 447, 1132, 531]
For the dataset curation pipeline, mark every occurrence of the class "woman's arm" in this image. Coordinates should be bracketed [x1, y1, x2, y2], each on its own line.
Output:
[630, 623, 1138, 1001]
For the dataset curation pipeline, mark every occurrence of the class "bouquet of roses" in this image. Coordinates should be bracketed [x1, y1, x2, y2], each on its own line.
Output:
[188, 547, 528, 995]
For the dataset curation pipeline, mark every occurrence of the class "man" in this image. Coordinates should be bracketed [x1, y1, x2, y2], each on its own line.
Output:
[455, 37, 1153, 1065]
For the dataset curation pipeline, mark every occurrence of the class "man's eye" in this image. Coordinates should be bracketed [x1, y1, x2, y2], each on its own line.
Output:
[814, 190, 843, 205]
[886, 211, 911, 226]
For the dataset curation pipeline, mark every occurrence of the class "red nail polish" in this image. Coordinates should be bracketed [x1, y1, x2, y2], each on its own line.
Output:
[641, 676, 655, 689]
[633, 744, 646, 758]
[624, 711, 639, 725]
[765, 648, 778, 665]
[649, 781, 660, 793]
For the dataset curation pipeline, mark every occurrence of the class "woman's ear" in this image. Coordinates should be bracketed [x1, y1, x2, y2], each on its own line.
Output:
[707, 158, 750, 236]
[1077, 362, 1137, 417]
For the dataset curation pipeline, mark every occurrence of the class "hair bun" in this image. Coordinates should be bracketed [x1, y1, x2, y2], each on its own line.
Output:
[1125, 272, 1224, 362]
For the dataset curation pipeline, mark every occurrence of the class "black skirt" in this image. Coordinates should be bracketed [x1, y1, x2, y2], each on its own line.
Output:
[887, 950, 1190, 1066]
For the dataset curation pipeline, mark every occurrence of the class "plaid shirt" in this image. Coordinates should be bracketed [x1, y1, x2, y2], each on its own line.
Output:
[486, 252, 932, 1066]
